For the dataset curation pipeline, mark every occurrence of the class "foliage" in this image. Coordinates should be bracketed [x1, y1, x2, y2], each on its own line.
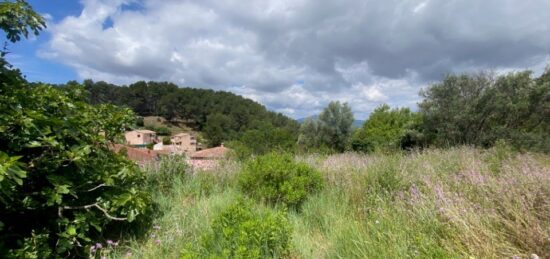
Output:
[238, 153, 323, 208]
[0, 66, 154, 257]
[297, 118, 322, 151]
[80, 80, 299, 147]
[228, 123, 297, 159]
[145, 125, 170, 136]
[143, 155, 188, 194]
[115, 148, 550, 258]
[419, 70, 549, 152]
[203, 113, 236, 147]
[0, 0, 45, 43]
[298, 101, 354, 152]
[162, 136, 171, 145]
[183, 199, 292, 259]
[351, 104, 420, 152]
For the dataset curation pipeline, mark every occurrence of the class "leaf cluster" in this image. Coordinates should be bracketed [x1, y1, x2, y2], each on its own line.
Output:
[0, 64, 154, 257]
[238, 153, 324, 209]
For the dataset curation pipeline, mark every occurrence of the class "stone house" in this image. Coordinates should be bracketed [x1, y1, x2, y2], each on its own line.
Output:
[170, 133, 197, 154]
[125, 129, 157, 147]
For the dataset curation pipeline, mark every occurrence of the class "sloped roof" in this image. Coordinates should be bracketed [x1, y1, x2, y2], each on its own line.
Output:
[190, 146, 230, 159]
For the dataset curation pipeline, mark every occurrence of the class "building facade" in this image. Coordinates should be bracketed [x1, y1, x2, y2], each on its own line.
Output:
[125, 130, 157, 147]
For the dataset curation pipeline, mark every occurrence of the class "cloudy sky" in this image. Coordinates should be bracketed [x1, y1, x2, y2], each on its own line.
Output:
[9, 0, 550, 119]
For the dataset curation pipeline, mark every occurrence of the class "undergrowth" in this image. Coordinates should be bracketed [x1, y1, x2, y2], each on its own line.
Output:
[111, 147, 549, 258]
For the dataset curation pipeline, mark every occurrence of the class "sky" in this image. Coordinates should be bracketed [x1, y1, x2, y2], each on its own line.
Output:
[8, 0, 550, 119]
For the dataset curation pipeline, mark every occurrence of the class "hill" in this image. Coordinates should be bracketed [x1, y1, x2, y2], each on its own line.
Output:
[74, 80, 299, 146]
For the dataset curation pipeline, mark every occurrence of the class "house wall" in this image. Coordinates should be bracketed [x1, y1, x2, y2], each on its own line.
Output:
[170, 133, 197, 154]
[125, 131, 156, 145]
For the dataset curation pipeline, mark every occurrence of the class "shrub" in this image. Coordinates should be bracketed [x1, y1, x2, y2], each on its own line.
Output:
[162, 136, 171, 145]
[183, 199, 292, 258]
[352, 104, 420, 153]
[143, 155, 188, 193]
[0, 68, 154, 257]
[238, 153, 324, 208]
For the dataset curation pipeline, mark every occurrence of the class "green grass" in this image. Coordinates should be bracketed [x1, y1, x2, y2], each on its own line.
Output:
[108, 147, 549, 258]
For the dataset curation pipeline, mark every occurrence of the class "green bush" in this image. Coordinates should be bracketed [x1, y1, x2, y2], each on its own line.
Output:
[238, 153, 324, 208]
[162, 136, 171, 145]
[0, 65, 154, 257]
[352, 104, 420, 153]
[143, 155, 188, 193]
[183, 199, 291, 258]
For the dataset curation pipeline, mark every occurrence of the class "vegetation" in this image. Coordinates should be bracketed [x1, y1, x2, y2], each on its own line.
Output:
[238, 153, 323, 208]
[0, 3, 154, 257]
[351, 104, 420, 152]
[80, 80, 299, 147]
[183, 199, 292, 258]
[0, 65, 155, 257]
[104, 147, 550, 258]
[1, 1, 549, 258]
[298, 101, 354, 152]
[0, 0, 45, 43]
[419, 71, 549, 152]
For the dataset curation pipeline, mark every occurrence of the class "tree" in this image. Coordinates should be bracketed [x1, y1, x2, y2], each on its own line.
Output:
[0, 0, 45, 43]
[297, 118, 322, 150]
[0, 2, 153, 256]
[203, 113, 235, 147]
[318, 101, 354, 152]
[298, 101, 354, 152]
[351, 104, 420, 152]
[419, 71, 549, 152]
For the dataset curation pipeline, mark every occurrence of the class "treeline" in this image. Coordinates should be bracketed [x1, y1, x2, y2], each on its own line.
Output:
[68, 80, 299, 147]
[350, 70, 550, 153]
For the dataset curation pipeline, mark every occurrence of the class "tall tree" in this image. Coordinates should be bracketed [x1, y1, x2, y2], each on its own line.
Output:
[298, 101, 354, 152]
[351, 104, 420, 152]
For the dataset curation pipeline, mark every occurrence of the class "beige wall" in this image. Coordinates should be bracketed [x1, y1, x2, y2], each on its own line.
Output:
[125, 131, 157, 145]
[170, 133, 197, 154]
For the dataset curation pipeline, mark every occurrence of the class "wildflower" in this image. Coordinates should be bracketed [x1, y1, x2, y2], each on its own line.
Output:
[95, 243, 103, 249]
[125, 252, 133, 257]
[153, 225, 161, 230]
[155, 239, 161, 245]
[90, 245, 97, 253]
[107, 240, 114, 245]
[150, 233, 156, 238]
[375, 220, 380, 224]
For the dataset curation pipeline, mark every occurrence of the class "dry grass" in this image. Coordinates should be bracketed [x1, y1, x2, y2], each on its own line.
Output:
[113, 147, 550, 258]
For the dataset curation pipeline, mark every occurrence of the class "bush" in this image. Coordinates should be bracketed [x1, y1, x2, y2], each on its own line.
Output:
[0, 67, 154, 257]
[143, 155, 188, 193]
[183, 199, 291, 258]
[162, 136, 171, 145]
[238, 153, 324, 208]
[352, 104, 420, 153]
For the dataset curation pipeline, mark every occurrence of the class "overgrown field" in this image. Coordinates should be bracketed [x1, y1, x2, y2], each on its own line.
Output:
[107, 147, 549, 258]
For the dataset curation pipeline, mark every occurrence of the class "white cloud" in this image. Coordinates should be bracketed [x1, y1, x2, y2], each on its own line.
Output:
[40, 0, 550, 119]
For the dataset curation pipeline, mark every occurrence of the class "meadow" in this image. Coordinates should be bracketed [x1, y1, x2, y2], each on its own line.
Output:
[100, 146, 550, 258]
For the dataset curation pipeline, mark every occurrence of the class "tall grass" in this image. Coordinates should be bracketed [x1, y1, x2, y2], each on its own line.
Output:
[111, 147, 549, 258]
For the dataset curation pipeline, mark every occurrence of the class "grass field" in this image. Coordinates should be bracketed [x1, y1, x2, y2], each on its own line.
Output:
[105, 147, 549, 258]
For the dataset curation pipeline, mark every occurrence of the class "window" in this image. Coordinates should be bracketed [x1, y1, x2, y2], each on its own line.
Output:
[137, 134, 141, 138]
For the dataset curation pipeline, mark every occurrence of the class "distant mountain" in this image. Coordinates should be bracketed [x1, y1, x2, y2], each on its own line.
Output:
[297, 116, 364, 128]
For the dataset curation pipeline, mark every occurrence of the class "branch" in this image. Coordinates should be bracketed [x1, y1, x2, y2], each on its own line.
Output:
[86, 183, 107, 192]
[61, 203, 128, 221]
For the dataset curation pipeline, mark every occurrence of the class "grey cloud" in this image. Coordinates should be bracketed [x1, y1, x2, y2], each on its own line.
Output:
[41, 0, 550, 119]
